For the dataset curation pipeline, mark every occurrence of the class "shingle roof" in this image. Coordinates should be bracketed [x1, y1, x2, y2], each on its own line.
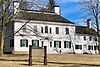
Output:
[14, 10, 75, 24]
[76, 26, 97, 35]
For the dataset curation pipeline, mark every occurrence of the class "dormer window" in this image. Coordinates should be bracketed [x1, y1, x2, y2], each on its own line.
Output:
[34, 25, 37, 32]
[22, 26, 26, 32]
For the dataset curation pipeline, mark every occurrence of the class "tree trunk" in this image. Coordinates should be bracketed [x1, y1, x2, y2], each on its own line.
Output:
[95, 15, 100, 54]
[0, 15, 5, 56]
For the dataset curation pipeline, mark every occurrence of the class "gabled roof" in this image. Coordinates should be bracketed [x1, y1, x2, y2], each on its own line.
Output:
[14, 10, 75, 24]
[76, 26, 97, 35]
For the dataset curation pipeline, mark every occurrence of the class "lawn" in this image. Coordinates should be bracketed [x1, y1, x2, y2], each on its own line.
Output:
[0, 54, 100, 67]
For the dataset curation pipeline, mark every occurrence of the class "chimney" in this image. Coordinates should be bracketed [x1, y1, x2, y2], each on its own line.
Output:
[54, 6, 60, 15]
[13, 1, 20, 14]
[87, 19, 92, 28]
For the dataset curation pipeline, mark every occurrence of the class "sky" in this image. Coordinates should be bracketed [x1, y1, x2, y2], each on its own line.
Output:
[56, 0, 83, 25]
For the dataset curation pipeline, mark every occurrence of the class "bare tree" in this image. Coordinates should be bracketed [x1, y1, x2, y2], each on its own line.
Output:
[79, 0, 100, 53]
[47, 0, 56, 12]
[0, 0, 45, 55]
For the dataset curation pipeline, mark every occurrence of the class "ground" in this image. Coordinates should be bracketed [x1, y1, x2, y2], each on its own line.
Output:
[0, 54, 100, 67]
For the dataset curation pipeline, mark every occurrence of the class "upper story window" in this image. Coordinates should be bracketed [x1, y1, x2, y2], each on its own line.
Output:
[50, 27, 52, 34]
[84, 36, 86, 41]
[41, 27, 43, 33]
[34, 25, 37, 32]
[66, 28, 69, 34]
[56, 27, 59, 34]
[45, 26, 48, 33]
[20, 39, 28, 47]
[89, 36, 92, 41]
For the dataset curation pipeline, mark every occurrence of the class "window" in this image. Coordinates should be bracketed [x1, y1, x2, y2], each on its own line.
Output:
[75, 45, 82, 50]
[45, 26, 48, 33]
[34, 25, 37, 32]
[66, 28, 69, 34]
[32, 40, 39, 48]
[94, 46, 96, 50]
[64, 41, 71, 48]
[22, 26, 26, 32]
[41, 27, 43, 33]
[89, 36, 92, 41]
[56, 27, 59, 34]
[54, 41, 61, 48]
[50, 28, 52, 34]
[94, 37, 97, 41]
[88, 45, 93, 50]
[84, 36, 86, 41]
[10, 39, 14, 47]
[50, 42, 52, 47]
[20, 39, 28, 47]
[94, 46, 99, 50]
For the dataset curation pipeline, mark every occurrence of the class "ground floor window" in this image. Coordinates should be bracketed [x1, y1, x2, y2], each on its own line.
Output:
[50, 42, 52, 47]
[32, 40, 39, 48]
[88, 45, 93, 50]
[20, 39, 28, 47]
[64, 41, 71, 48]
[54, 41, 61, 48]
[94, 46, 99, 50]
[75, 45, 82, 50]
[10, 39, 14, 47]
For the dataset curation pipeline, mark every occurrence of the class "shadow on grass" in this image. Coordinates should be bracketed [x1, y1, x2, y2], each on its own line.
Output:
[48, 62, 100, 67]
[21, 64, 43, 66]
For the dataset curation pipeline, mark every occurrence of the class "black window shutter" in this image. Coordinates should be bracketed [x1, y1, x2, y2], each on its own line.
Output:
[54, 41, 56, 47]
[26, 40, 28, 47]
[69, 42, 71, 48]
[64, 41, 66, 48]
[59, 41, 61, 48]
[20, 40, 22, 47]
[37, 40, 39, 47]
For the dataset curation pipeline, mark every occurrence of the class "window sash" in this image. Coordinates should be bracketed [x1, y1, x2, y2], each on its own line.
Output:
[50, 42, 52, 47]
[32, 40, 39, 48]
[56, 27, 59, 34]
[88, 45, 93, 50]
[20, 39, 28, 47]
[45, 26, 48, 33]
[64, 41, 71, 48]
[84, 36, 86, 40]
[75, 45, 82, 50]
[54, 41, 61, 48]
[10, 39, 14, 47]
[66, 28, 69, 34]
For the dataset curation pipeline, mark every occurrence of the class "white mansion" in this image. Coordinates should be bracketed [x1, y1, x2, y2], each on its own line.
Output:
[4, 2, 99, 54]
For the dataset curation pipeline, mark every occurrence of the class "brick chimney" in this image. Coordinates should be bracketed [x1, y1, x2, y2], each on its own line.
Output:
[54, 6, 60, 15]
[87, 19, 92, 28]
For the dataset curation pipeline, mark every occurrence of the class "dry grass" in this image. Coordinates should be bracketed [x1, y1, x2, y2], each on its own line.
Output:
[0, 54, 100, 67]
